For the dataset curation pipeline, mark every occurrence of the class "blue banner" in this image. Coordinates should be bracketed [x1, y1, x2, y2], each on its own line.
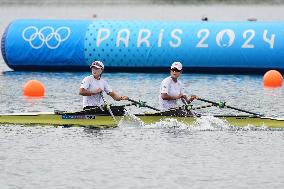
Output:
[1, 19, 284, 73]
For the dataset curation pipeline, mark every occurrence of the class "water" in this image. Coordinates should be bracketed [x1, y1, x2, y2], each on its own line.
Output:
[0, 126, 284, 188]
[1, 67, 284, 188]
[2, 0, 284, 5]
[1, 4, 284, 189]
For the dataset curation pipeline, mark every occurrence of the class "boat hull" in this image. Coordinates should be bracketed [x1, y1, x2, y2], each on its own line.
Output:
[136, 115, 284, 128]
[0, 112, 284, 128]
[0, 113, 121, 128]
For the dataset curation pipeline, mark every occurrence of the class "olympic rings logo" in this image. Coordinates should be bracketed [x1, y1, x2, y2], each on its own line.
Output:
[22, 26, 71, 49]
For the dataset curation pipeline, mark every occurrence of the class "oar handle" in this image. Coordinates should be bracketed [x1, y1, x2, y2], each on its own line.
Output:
[197, 98, 263, 117]
[128, 99, 160, 111]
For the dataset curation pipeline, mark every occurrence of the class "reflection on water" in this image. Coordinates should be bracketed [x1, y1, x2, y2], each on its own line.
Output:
[1, 0, 284, 5]
[0, 123, 284, 189]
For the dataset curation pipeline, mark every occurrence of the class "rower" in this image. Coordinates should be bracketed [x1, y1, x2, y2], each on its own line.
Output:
[79, 60, 129, 111]
[159, 62, 197, 112]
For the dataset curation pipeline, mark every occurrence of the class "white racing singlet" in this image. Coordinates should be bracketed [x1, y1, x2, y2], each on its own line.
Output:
[159, 76, 185, 111]
[80, 75, 112, 107]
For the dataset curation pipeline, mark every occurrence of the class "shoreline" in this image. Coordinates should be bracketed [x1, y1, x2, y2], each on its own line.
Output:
[1, 5, 284, 21]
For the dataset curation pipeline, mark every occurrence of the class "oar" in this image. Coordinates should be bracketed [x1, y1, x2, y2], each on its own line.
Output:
[128, 99, 160, 111]
[197, 98, 264, 117]
[181, 98, 198, 117]
[100, 93, 118, 124]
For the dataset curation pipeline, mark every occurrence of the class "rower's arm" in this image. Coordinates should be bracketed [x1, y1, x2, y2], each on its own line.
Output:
[79, 88, 102, 96]
[161, 93, 182, 100]
[108, 91, 129, 101]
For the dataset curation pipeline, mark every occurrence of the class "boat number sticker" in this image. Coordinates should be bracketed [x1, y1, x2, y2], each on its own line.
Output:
[61, 115, 96, 119]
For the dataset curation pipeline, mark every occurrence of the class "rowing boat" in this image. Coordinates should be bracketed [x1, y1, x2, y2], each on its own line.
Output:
[0, 111, 283, 128]
[1, 98, 283, 128]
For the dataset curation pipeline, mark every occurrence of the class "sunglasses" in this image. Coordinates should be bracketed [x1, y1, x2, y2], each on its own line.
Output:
[92, 67, 103, 71]
[170, 68, 182, 72]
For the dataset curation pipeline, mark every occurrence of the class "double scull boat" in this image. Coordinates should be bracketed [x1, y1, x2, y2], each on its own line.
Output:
[0, 98, 283, 128]
[0, 111, 283, 128]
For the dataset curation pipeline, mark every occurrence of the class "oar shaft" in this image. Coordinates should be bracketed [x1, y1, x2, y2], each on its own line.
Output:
[100, 93, 118, 123]
[128, 99, 160, 111]
[197, 98, 263, 116]
[191, 104, 213, 110]
[197, 98, 218, 105]
[225, 105, 262, 116]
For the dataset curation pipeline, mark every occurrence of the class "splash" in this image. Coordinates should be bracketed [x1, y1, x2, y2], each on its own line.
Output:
[118, 110, 144, 127]
[191, 115, 232, 131]
[145, 118, 191, 130]
[119, 112, 279, 131]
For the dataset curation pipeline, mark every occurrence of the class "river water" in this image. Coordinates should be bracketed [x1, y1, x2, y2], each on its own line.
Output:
[0, 4, 284, 189]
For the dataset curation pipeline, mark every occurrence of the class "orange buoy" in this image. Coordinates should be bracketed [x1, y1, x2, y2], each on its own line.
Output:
[23, 80, 45, 97]
[263, 70, 283, 88]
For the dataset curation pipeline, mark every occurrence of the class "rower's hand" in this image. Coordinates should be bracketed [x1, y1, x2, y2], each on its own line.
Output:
[176, 94, 184, 100]
[120, 96, 129, 100]
[186, 95, 197, 103]
[95, 88, 103, 94]
[181, 94, 187, 99]
[190, 95, 198, 100]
